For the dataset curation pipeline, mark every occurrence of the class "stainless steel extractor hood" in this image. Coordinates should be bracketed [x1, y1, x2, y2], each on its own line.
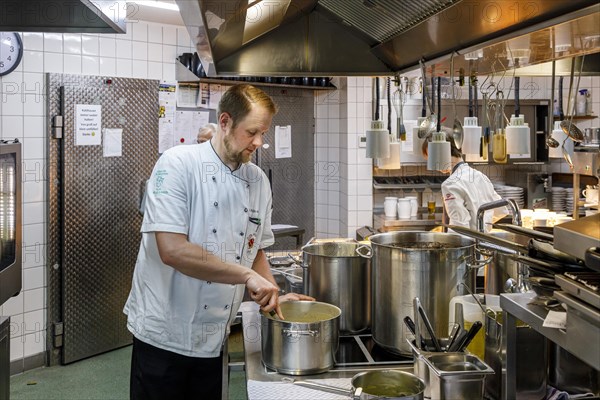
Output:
[176, 0, 599, 77]
[0, 0, 126, 34]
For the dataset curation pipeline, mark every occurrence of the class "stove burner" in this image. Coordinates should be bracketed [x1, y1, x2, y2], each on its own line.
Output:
[334, 334, 412, 368]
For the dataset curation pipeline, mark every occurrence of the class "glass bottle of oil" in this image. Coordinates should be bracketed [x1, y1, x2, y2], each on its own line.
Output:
[492, 129, 507, 163]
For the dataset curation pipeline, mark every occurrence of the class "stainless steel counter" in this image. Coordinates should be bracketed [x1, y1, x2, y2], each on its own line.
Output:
[239, 302, 413, 399]
[500, 293, 600, 400]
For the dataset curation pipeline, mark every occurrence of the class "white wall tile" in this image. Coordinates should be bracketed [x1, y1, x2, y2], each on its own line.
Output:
[132, 60, 147, 79]
[23, 159, 45, 184]
[2, 91, 24, 116]
[23, 73, 44, 97]
[64, 54, 82, 75]
[162, 63, 175, 82]
[24, 115, 44, 138]
[23, 309, 45, 336]
[23, 223, 45, 248]
[148, 24, 162, 43]
[82, 56, 100, 76]
[132, 22, 148, 42]
[22, 243, 45, 269]
[43, 33, 63, 53]
[10, 335, 24, 362]
[148, 43, 162, 62]
[99, 37, 116, 58]
[63, 33, 82, 54]
[23, 267, 45, 291]
[23, 331, 45, 358]
[23, 32, 44, 51]
[82, 35, 99, 56]
[23, 202, 45, 225]
[121, 22, 134, 41]
[24, 288, 44, 312]
[117, 59, 133, 78]
[23, 94, 45, 116]
[3, 292, 23, 316]
[148, 61, 162, 80]
[23, 137, 44, 159]
[132, 42, 148, 60]
[23, 51, 44, 73]
[116, 39, 133, 59]
[163, 26, 177, 45]
[2, 116, 23, 140]
[44, 52, 63, 73]
[99, 58, 117, 76]
[23, 180, 44, 203]
[162, 44, 177, 63]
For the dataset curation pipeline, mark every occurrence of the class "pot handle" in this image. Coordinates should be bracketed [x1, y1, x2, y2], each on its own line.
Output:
[282, 329, 320, 338]
[466, 246, 494, 269]
[300, 237, 316, 250]
[355, 244, 372, 258]
[281, 378, 354, 397]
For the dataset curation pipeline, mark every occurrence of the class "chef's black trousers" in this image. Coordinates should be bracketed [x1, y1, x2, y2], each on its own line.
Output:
[130, 336, 223, 400]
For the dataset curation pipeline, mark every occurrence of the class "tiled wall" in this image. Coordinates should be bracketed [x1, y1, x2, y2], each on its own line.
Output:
[0, 21, 194, 368]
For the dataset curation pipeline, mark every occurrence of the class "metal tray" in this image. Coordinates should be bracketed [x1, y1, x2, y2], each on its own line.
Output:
[555, 274, 600, 309]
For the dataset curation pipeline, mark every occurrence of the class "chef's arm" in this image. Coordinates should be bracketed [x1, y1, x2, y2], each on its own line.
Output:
[154, 231, 279, 310]
[443, 192, 471, 229]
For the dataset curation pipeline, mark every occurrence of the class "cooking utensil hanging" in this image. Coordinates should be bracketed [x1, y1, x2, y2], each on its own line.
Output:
[560, 56, 585, 143]
[418, 60, 437, 138]
[450, 53, 464, 149]
[546, 60, 560, 148]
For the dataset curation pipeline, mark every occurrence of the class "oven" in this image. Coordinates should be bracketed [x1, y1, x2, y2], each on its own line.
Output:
[0, 141, 22, 307]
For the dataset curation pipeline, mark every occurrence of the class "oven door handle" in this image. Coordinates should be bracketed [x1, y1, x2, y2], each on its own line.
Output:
[585, 247, 600, 273]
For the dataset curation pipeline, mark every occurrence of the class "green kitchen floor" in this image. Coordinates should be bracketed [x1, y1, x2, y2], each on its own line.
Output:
[10, 326, 248, 400]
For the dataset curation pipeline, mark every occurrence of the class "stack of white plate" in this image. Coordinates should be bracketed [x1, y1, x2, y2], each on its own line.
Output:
[551, 187, 567, 212]
[494, 185, 525, 209]
[565, 188, 574, 214]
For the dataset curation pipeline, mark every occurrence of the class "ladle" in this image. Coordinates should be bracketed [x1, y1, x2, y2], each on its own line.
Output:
[560, 57, 584, 143]
[546, 60, 560, 148]
[450, 53, 464, 149]
[418, 61, 437, 138]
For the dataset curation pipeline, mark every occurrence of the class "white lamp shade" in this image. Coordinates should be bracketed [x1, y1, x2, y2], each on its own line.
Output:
[462, 117, 482, 154]
[377, 142, 402, 169]
[506, 114, 531, 155]
[549, 122, 574, 158]
[366, 121, 390, 159]
[427, 139, 451, 171]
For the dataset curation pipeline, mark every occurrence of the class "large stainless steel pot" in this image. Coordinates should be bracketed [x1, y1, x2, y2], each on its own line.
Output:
[302, 241, 371, 333]
[289, 370, 426, 399]
[260, 301, 340, 375]
[368, 231, 476, 355]
[479, 231, 530, 294]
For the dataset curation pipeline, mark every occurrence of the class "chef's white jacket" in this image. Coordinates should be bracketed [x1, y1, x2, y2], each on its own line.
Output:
[124, 141, 274, 357]
[442, 162, 503, 233]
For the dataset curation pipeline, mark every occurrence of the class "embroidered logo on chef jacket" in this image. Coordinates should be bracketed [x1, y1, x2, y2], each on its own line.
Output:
[444, 193, 456, 201]
[246, 217, 261, 255]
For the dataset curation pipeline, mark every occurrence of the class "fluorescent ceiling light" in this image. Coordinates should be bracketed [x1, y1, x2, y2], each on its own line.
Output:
[128, 1, 179, 11]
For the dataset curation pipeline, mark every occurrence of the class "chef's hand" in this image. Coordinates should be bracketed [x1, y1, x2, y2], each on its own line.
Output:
[279, 293, 315, 302]
[245, 273, 281, 317]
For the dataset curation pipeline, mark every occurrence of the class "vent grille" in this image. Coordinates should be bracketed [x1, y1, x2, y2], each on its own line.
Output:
[319, 0, 459, 42]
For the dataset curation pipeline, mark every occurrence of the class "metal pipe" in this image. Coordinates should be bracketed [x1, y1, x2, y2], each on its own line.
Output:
[476, 198, 522, 232]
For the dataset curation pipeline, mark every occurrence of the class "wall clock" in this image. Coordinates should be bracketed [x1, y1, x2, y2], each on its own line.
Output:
[0, 32, 23, 77]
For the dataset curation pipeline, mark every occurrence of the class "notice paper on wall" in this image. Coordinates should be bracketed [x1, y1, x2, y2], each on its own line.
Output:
[174, 110, 210, 146]
[103, 128, 123, 157]
[75, 104, 102, 146]
[159, 81, 177, 153]
[275, 125, 292, 158]
[177, 82, 201, 108]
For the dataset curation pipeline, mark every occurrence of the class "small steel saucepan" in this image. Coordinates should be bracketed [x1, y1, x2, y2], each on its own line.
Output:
[285, 369, 426, 400]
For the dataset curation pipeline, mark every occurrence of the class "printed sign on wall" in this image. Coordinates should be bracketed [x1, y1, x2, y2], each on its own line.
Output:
[75, 104, 102, 146]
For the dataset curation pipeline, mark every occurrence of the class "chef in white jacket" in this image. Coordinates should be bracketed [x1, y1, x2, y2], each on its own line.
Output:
[423, 132, 505, 233]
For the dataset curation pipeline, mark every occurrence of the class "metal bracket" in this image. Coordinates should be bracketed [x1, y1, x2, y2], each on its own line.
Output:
[53, 322, 64, 348]
[52, 115, 63, 139]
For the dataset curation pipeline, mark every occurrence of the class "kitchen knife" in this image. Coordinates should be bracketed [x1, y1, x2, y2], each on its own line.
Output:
[404, 316, 426, 349]
[456, 321, 483, 352]
[446, 323, 461, 352]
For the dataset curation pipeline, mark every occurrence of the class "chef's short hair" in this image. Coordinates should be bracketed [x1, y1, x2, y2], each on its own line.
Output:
[218, 84, 278, 128]
[421, 130, 463, 159]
